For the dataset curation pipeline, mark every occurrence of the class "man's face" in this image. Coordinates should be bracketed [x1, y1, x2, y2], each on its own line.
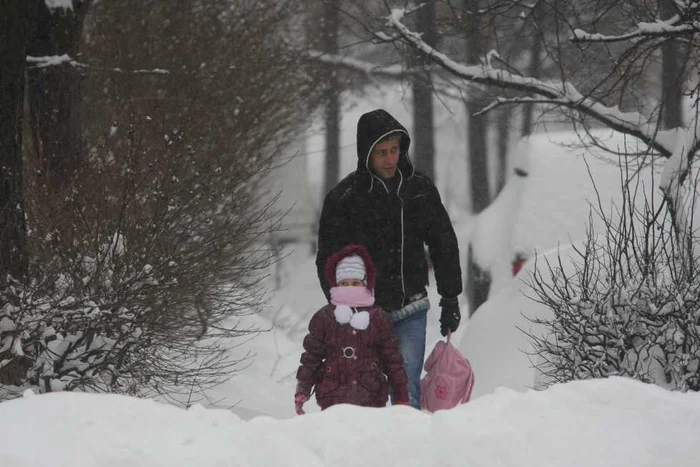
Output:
[369, 136, 400, 180]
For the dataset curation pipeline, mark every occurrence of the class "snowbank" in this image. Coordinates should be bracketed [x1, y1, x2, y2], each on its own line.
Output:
[460, 244, 579, 398]
[1, 377, 698, 467]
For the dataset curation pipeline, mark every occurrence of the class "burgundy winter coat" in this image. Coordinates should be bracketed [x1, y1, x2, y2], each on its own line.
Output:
[296, 304, 409, 409]
[296, 244, 409, 409]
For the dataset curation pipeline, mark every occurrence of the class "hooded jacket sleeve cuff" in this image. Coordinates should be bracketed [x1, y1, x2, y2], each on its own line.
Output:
[295, 381, 312, 398]
[439, 296, 459, 305]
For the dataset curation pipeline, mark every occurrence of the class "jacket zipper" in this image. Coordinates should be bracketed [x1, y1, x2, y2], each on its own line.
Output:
[364, 131, 409, 307]
[369, 170, 406, 306]
[397, 170, 406, 306]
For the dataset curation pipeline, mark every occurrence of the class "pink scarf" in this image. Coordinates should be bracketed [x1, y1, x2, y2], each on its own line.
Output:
[330, 286, 375, 307]
[330, 286, 374, 331]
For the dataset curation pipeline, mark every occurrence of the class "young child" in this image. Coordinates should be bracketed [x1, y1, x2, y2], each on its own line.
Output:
[294, 244, 409, 414]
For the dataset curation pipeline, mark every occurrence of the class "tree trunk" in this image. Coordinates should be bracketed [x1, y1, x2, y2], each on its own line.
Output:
[521, 18, 542, 137]
[467, 98, 490, 213]
[464, 0, 492, 314]
[412, 0, 437, 180]
[465, 1, 490, 214]
[0, 0, 32, 283]
[466, 96, 492, 316]
[26, 0, 91, 186]
[322, 0, 341, 198]
[495, 108, 510, 195]
[660, 0, 683, 130]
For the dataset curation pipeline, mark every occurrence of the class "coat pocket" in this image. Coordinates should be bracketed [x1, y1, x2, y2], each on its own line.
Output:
[358, 363, 387, 393]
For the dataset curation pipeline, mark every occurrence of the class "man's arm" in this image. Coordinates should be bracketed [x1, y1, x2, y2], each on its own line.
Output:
[316, 190, 351, 301]
[425, 183, 463, 335]
[425, 183, 463, 300]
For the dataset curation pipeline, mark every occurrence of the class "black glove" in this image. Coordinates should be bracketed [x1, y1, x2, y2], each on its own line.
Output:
[439, 297, 461, 336]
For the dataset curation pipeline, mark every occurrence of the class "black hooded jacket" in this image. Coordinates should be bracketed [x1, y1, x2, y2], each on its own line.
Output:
[316, 109, 462, 313]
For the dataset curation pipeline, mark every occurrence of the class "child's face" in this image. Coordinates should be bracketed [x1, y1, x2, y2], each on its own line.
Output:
[338, 279, 366, 287]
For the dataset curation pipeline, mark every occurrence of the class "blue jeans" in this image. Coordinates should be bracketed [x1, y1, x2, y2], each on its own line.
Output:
[391, 310, 427, 409]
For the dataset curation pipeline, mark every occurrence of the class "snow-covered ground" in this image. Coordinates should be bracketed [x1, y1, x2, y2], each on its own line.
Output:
[1, 377, 699, 466]
[2, 85, 699, 465]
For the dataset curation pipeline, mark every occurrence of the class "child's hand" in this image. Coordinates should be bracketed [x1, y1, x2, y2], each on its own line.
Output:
[294, 393, 308, 415]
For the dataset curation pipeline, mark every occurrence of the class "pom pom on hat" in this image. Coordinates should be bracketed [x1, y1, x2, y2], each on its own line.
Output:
[335, 254, 366, 283]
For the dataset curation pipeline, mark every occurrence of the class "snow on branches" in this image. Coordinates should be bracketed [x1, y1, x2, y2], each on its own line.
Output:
[0, 243, 146, 394]
[525, 162, 700, 392]
[380, 4, 700, 261]
[382, 8, 678, 158]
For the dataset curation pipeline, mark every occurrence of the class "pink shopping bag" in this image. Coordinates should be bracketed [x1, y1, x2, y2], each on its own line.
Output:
[420, 331, 475, 412]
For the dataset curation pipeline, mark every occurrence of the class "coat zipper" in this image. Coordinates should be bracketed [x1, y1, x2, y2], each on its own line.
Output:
[364, 130, 409, 307]
[397, 170, 406, 306]
[369, 170, 406, 306]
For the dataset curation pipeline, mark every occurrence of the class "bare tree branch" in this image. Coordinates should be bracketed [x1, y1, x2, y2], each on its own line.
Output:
[570, 14, 699, 44]
[384, 8, 677, 158]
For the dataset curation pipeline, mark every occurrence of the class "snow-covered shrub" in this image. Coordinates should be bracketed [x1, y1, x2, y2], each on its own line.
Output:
[0, 121, 274, 399]
[0, 0, 327, 400]
[525, 162, 700, 392]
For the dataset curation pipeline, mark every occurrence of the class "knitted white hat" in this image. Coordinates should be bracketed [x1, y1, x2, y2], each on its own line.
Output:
[335, 254, 366, 283]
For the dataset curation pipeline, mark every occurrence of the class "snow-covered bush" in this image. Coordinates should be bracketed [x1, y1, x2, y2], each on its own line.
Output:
[0, 121, 275, 399]
[0, 0, 326, 400]
[525, 162, 700, 392]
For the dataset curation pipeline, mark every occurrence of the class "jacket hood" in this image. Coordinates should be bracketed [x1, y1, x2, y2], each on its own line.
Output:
[356, 109, 413, 178]
[325, 244, 376, 291]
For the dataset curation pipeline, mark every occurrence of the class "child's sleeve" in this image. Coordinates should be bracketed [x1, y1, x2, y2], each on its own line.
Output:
[295, 308, 328, 396]
[376, 310, 409, 403]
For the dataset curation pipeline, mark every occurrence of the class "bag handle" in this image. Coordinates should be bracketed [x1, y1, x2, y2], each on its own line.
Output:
[438, 330, 452, 366]
[427, 330, 454, 372]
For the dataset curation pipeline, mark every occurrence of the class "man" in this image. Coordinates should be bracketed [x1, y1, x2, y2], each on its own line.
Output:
[316, 108, 462, 409]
